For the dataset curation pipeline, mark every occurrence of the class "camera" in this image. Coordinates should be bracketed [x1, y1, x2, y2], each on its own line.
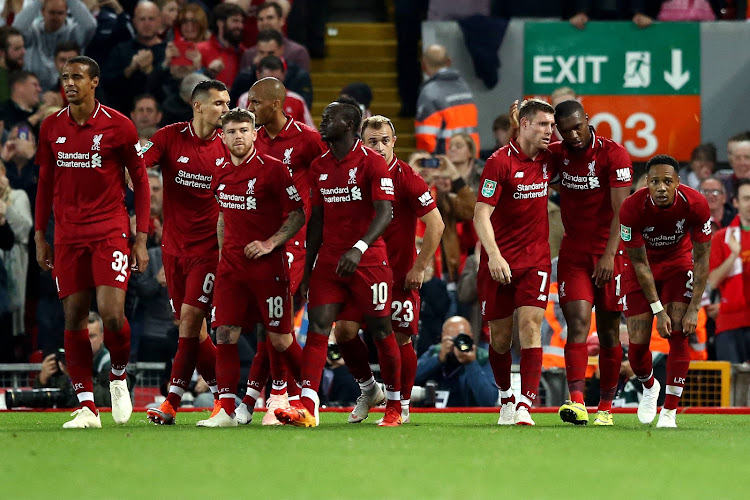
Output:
[453, 333, 474, 353]
[420, 157, 441, 169]
[327, 343, 342, 362]
[55, 348, 66, 366]
[4, 388, 71, 409]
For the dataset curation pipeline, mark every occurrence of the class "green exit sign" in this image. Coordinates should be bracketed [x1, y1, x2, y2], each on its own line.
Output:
[524, 22, 700, 95]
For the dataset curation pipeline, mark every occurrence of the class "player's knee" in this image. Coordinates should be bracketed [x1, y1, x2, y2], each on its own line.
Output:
[333, 321, 358, 343]
[490, 338, 511, 354]
[216, 326, 233, 344]
[395, 332, 411, 346]
[566, 316, 590, 343]
[269, 333, 291, 352]
[100, 312, 125, 333]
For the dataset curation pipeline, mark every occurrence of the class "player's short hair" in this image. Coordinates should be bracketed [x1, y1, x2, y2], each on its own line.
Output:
[257, 28, 284, 46]
[361, 115, 395, 136]
[191, 79, 228, 103]
[492, 114, 511, 132]
[646, 154, 680, 174]
[147, 168, 163, 185]
[66, 56, 100, 79]
[551, 86, 576, 101]
[554, 99, 585, 120]
[258, 1, 283, 18]
[257, 55, 286, 73]
[221, 107, 256, 128]
[55, 40, 80, 57]
[691, 143, 717, 164]
[331, 100, 362, 131]
[450, 133, 477, 158]
[88, 311, 103, 332]
[0, 26, 22, 53]
[8, 70, 37, 89]
[728, 130, 750, 144]
[518, 98, 554, 123]
[735, 178, 750, 199]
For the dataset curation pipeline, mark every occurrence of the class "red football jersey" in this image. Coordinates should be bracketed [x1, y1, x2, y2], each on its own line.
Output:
[310, 139, 395, 268]
[141, 122, 227, 257]
[255, 116, 326, 225]
[35, 102, 150, 244]
[384, 156, 437, 284]
[549, 130, 633, 254]
[620, 186, 712, 284]
[211, 150, 304, 278]
[476, 138, 552, 270]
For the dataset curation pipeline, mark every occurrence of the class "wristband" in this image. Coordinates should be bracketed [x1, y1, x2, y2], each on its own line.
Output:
[650, 300, 664, 315]
[353, 240, 368, 254]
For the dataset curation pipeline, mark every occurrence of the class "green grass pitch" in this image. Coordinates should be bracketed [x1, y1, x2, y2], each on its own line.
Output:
[2, 411, 749, 499]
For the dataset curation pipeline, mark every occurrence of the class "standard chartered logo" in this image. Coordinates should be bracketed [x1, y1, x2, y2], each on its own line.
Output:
[351, 186, 362, 200]
[247, 196, 257, 210]
[92, 153, 102, 168]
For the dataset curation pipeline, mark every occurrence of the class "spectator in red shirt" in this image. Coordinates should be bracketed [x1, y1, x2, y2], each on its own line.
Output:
[196, 3, 245, 87]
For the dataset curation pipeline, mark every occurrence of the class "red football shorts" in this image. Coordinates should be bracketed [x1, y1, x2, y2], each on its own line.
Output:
[286, 239, 306, 296]
[479, 265, 552, 321]
[212, 270, 292, 333]
[53, 237, 131, 299]
[557, 248, 625, 312]
[162, 251, 218, 320]
[309, 261, 393, 318]
[338, 282, 420, 335]
[622, 265, 693, 318]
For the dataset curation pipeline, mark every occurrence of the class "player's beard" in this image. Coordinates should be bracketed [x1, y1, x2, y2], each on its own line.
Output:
[230, 142, 253, 159]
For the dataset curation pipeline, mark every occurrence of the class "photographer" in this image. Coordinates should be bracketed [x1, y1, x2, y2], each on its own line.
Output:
[415, 316, 498, 407]
[11, 312, 113, 408]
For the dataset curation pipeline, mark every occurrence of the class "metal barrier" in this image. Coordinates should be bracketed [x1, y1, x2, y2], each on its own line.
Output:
[683, 361, 732, 407]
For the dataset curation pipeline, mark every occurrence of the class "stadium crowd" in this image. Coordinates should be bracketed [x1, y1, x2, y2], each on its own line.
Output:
[1, 0, 750, 429]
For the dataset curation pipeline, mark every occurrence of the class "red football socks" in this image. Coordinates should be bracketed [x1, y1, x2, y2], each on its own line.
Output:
[299, 332, 328, 413]
[242, 338, 270, 407]
[216, 343, 239, 415]
[166, 337, 199, 409]
[518, 347, 543, 410]
[488, 346, 512, 393]
[197, 335, 218, 391]
[104, 319, 130, 381]
[337, 334, 373, 383]
[65, 329, 96, 414]
[664, 333, 690, 410]
[279, 335, 303, 383]
[628, 342, 655, 389]
[399, 342, 417, 402]
[598, 344, 623, 411]
[269, 343, 287, 396]
[564, 342, 588, 404]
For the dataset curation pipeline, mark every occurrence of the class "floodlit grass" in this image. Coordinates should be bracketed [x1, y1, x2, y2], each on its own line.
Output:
[2, 411, 749, 499]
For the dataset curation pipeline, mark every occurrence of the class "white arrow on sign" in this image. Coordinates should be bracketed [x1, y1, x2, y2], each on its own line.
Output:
[664, 49, 690, 90]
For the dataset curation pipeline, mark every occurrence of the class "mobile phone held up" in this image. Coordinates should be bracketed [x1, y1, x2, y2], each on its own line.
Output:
[17, 126, 30, 141]
[421, 157, 441, 169]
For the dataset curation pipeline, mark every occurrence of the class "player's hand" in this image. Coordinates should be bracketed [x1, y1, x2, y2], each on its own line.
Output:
[245, 239, 274, 259]
[299, 273, 310, 302]
[488, 253, 511, 284]
[455, 344, 477, 365]
[592, 252, 615, 287]
[404, 265, 425, 290]
[131, 234, 149, 274]
[509, 100, 520, 130]
[336, 248, 362, 277]
[681, 307, 699, 336]
[655, 310, 672, 338]
[156, 266, 167, 287]
[35, 232, 54, 271]
[632, 13, 653, 29]
[569, 12, 589, 30]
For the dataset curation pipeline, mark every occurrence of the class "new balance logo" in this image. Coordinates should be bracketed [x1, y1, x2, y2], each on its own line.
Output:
[514, 171, 524, 178]
[418, 192, 433, 207]
[374, 303, 386, 311]
[198, 295, 209, 304]
[616, 167, 631, 182]
[398, 321, 410, 328]
[537, 294, 547, 302]
[644, 227, 654, 232]
[215, 157, 224, 166]
[115, 274, 126, 283]
[319, 174, 328, 181]
[351, 186, 362, 201]
[217, 184, 225, 191]
[55, 137, 66, 144]
[177, 156, 189, 163]
[269, 320, 280, 327]
[684, 291, 693, 298]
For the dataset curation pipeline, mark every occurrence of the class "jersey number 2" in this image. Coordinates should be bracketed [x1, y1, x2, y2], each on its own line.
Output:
[111, 251, 128, 283]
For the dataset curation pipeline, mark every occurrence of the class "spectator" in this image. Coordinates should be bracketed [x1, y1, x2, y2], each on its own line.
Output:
[722, 131, 750, 204]
[33, 312, 115, 407]
[130, 93, 163, 132]
[158, 4, 209, 92]
[567, 1, 656, 29]
[415, 44, 479, 154]
[0, 71, 42, 132]
[0, 160, 31, 336]
[102, 1, 166, 113]
[708, 178, 750, 364]
[0, 199, 13, 358]
[550, 86, 576, 107]
[230, 28, 312, 107]
[701, 176, 735, 231]
[0, 26, 25, 104]
[83, 0, 134, 66]
[196, 3, 245, 87]
[657, 0, 716, 21]
[175, 3, 208, 44]
[680, 143, 717, 190]
[320, 334, 360, 407]
[1, 122, 37, 205]
[236, 55, 314, 128]
[41, 40, 80, 109]
[447, 132, 484, 192]
[13, 0, 97, 91]
[240, 1, 309, 72]
[156, 0, 179, 40]
[340, 82, 372, 119]
[414, 316, 498, 407]
[158, 70, 207, 126]
[480, 113, 511, 160]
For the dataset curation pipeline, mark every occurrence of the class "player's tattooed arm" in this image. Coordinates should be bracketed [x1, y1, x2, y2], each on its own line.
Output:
[245, 208, 305, 259]
[683, 240, 711, 334]
[625, 246, 659, 303]
[217, 212, 225, 257]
